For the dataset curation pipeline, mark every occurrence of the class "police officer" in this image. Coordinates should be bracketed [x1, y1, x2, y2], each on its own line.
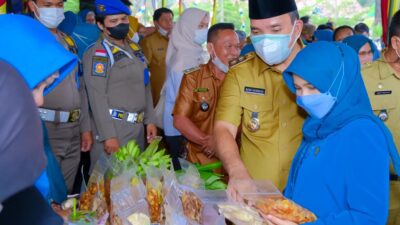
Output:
[214, 0, 306, 193]
[173, 23, 240, 166]
[27, 0, 92, 193]
[83, 0, 157, 168]
[362, 10, 400, 225]
[140, 7, 174, 106]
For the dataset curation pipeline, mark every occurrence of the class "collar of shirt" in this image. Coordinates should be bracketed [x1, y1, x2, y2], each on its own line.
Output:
[377, 56, 400, 80]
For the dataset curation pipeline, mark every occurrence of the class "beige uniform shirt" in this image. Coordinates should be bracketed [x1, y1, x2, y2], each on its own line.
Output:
[140, 31, 169, 105]
[215, 52, 306, 190]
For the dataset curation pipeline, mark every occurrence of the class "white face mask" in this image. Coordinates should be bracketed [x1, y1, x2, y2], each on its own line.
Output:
[211, 46, 229, 73]
[131, 32, 140, 43]
[33, 2, 65, 29]
[158, 27, 169, 37]
[194, 28, 208, 45]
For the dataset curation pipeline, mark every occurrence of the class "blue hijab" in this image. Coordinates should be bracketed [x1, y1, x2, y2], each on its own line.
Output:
[283, 41, 400, 175]
[0, 15, 77, 95]
[313, 29, 334, 42]
[58, 11, 78, 36]
[77, 9, 94, 23]
[343, 34, 380, 61]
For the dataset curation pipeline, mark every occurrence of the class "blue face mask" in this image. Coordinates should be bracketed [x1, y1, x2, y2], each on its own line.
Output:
[296, 62, 345, 119]
[250, 23, 299, 65]
[194, 28, 208, 45]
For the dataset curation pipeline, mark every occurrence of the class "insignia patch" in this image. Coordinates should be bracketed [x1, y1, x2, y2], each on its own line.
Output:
[193, 87, 209, 92]
[244, 87, 265, 95]
[95, 49, 107, 57]
[375, 90, 392, 95]
[229, 53, 254, 67]
[97, 4, 105, 12]
[113, 51, 127, 62]
[92, 56, 108, 77]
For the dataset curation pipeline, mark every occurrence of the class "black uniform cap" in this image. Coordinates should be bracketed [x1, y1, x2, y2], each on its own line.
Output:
[249, 0, 297, 20]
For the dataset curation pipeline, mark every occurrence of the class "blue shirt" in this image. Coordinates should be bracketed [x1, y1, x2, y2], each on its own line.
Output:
[285, 119, 390, 225]
[163, 69, 184, 136]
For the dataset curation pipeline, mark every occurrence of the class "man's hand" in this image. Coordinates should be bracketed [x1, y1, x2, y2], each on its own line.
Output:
[262, 215, 298, 225]
[146, 123, 157, 143]
[80, 131, 93, 152]
[104, 138, 120, 154]
[201, 135, 215, 158]
[227, 170, 253, 202]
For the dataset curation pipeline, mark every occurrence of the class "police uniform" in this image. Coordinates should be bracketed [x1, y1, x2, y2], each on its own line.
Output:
[362, 57, 400, 225]
[84, 0, 155, 168]
[173, 62, 223, 165]
[39, 31, 91, 193]
[140, 30, 169, 106]
[215, 52, 305, 190]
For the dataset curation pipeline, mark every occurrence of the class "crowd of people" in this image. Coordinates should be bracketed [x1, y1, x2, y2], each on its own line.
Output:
[1, 0, 400, 224]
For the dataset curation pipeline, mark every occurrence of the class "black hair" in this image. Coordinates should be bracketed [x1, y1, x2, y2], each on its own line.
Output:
[95, 14, 106, 25]
[300, 15, 310, 24]
[120, 0, 132, 7]
[317, 24, 333, 31]
[207, 23, 235, 43]
[289, 10, 299, 24]
[153, 7, 173, 21]
[389, 10, 400, 42]
[354, 22, 369, 34]
[333, 25, 355, 41]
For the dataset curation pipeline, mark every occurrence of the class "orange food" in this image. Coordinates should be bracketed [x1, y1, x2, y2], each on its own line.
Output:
[253, 196, 317, 224]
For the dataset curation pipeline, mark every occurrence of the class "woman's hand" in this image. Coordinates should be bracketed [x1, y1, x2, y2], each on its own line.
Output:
[146, 123, 157, 143]
[263, 215, 298, 225]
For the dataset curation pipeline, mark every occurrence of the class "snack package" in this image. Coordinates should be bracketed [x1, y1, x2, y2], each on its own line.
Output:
[177, 159, 204, 190]
[144, 166, 164, 224]
[234, 180, 317, 224]
[110, 171, 150, 225]
[80, 155, 110, 222]
[217, 202, 266, 225]
[162, 167, 187, 225]
[179, 186, 227, 225]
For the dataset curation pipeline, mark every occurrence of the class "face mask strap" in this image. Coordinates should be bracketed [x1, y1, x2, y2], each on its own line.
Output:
[327, 48, 346, 99]
[288, 21, 300, 50]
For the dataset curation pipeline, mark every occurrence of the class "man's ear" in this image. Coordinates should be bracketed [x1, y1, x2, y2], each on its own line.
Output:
[27, 1, 38, 15]
[206, 42, 214, 58]
[390, 36, 399, 49]
[97, 21, 104, 31]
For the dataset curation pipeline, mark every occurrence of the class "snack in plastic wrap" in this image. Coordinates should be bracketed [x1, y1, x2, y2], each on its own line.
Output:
[253, 196, 317, 224]
[217, 202, 266, 225]
[181, 191, 203, 224]
[235, 179, 317, 224]
[144, 166, 164, 224]
[126, 213, 150, 225]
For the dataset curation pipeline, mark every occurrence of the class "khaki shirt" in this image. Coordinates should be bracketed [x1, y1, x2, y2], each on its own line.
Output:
[173, 62, 222, 165]
[362, 57, 400, 211]
[43, 31, 91, 132]
[215, 52, 305, 190]
[83, 36, 155, 147]
[140, 31, 168, 105]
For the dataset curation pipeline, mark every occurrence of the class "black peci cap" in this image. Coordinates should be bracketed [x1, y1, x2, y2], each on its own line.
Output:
[249, 0, 297, 20]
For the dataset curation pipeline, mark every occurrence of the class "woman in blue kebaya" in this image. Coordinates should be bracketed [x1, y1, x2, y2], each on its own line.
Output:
[264, 42, 400, 225]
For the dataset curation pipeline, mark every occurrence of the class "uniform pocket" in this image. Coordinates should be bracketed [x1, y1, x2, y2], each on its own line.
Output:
[192, 92, 214, 122]
[240, 93, 274, 138]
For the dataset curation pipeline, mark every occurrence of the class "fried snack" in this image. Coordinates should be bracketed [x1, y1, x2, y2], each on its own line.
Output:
[146, 187, 163, 223]
[181, 191, 203, 224]
[79, 183, 98, 210]
[253, 196, 317, 224]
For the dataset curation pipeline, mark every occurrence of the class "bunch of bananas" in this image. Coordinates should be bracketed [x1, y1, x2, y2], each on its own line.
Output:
[114, 138, 172, 176]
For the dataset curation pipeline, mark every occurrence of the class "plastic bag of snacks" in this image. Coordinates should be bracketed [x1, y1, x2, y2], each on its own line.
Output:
[110, 170, 150, 225]
[217, 202, 266, 225]
[234, 180, 317, 224]
[144, 166, 164, 224]
[79, 155, 110, 222]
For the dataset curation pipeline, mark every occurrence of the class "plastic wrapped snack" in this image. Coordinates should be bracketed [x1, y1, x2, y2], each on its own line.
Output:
[235, 180, 317, 224]
[144, 166, 164, 224]
[217, 202, 266, 225]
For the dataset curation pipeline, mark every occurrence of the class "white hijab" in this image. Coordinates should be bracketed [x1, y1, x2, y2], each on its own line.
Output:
[165, 8, 209, 73]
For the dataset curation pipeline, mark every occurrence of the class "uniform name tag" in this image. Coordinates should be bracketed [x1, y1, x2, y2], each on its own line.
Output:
[92, 56, 108, 77]
[375, 90, 392, 95]
[193, 88, 209, 92]
[244, 87, 265, 95]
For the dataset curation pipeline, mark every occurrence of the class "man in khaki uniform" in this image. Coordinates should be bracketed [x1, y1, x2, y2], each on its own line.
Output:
[28, 0, 92, 193]
[84, 0, 157, 168]
[173, 23, 240, 166]
[361, 10, 400, 225]
[140, 8, 174, 106]
[214, 0, 306, 192]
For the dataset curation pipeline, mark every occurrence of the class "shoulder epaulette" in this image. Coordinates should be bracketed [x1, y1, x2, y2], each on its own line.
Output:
[60, 32, 78, 54]
[229, 52, 255, 68]
[183, 66, 200, 74]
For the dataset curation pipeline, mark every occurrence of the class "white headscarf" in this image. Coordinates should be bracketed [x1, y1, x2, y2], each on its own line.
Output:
[165, 8, 209, 72]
